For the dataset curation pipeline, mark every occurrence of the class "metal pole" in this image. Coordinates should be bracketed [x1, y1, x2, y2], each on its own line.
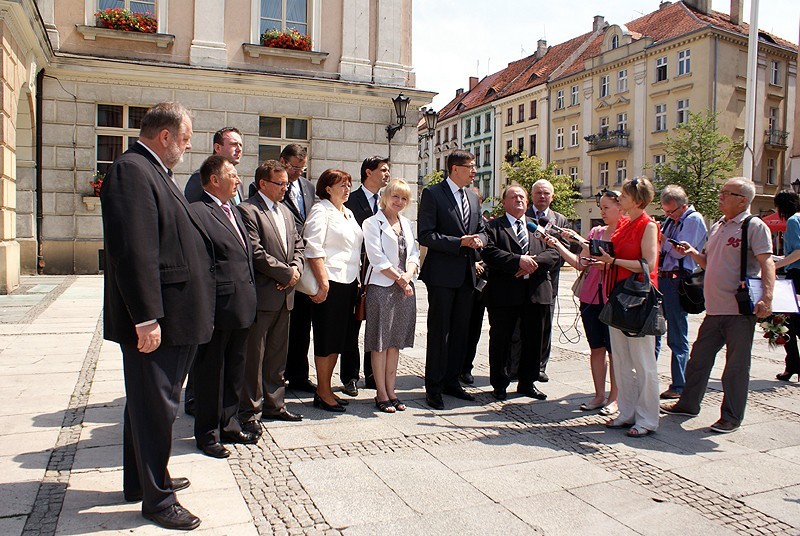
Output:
[742, 0, 760, 180]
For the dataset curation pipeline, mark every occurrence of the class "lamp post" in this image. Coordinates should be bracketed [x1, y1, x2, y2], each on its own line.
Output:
[423, 107, 439, 178]
[792, 178, 800, 194]
[386, 92, 411, 142]
[594, 189, 605, 207]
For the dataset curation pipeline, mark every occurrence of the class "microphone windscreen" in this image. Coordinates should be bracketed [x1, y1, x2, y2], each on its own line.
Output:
[538, 217, 550, 227]
[526, 221, 539, 233]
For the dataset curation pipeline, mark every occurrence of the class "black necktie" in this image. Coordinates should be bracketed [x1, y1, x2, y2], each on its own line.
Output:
[372, 193, 379, 215]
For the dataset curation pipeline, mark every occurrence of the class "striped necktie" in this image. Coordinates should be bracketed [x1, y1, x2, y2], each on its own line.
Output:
[459, 188, 470, 228]
[516, 219, 528, 252]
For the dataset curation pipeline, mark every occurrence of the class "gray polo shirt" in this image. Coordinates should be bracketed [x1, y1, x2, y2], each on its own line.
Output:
[704, 211, 772, 316]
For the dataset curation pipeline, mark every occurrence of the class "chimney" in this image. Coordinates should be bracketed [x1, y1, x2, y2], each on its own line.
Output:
[456, 88, 464, 97]
[683, 0, 711, 15]
[659, 1, 672, 9]
[469, 76, 479, 90]
[730, 0, 743, 25]
[536, 39, 547, 59]
[593, 15, 606, 32]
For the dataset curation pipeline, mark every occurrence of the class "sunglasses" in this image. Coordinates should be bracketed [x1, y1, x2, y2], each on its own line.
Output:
[596, 189, 621, 207]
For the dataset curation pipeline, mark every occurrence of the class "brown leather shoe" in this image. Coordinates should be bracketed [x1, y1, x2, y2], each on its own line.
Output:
[659, 389, 681, 400]
[143, 503, 201, 530]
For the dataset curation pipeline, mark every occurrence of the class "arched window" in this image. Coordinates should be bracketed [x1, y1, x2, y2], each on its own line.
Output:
[611, 34, 619, 50]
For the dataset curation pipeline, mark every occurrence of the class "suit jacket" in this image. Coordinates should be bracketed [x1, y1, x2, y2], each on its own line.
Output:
[190, 192, 257, 330]
[281, 176, 317, 234]
[101, 142, 215, 346]
[418, 181, 487, 288]
[185, 169, 244, 204]
[481, 215, 561, 309]
[345, 187, 375, 226]
[526, 206, 569, 298]
[362, 210, 420, 287]
[237, 194, 304, 312]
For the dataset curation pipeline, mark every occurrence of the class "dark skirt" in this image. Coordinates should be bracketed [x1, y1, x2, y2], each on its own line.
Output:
[310, 280, 358, 356]
[364, 283, 416, 352]
[581, 301, 611, 350]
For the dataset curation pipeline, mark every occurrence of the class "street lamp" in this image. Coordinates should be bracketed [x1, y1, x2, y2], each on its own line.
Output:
[386, 92, 411, 141]
[422, 107, 438, 179]
[594, 189, 605, 207]
[792, 178, 800, 194]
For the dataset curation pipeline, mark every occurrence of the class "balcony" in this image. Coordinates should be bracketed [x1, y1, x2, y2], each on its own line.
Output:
[585, 130, 630, 154]
[765, 129, 789, 150]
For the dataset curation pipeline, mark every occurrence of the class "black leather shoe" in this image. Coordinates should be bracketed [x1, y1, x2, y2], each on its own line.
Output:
[364, 376, 376, 389]
[459, 372, 475, 385]
[264, 410, 303, 422]
[342, 379, 359, 397]
[491, 389, 507, 401]
[442, 386, 476, 401]
[183, 401, 195, 417]
[517, 385, 547, 400]
[313, 393, 346, 412]
[426, 393, 445, 410]
[123, 478, 190, 502]
[287, 379, 317, 393]
[198, 442, 230, 459]
[220, 430, 259, 444]
[538, 372, 550, 382]
[143, 503, 201, 531]
[240, 421, 262, 437]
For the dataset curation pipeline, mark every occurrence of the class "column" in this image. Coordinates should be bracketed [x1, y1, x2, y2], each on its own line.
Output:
[190, 0, 227, 67]
[340, 0, 372, 83]
[373, 0, 408, 86]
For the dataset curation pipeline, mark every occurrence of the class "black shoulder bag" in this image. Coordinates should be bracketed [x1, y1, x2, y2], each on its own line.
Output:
[734, 216, 756, 315]
[599, 259, 666, 337]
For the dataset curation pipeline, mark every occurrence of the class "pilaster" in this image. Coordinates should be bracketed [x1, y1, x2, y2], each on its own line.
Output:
[190, 0, 227, 67]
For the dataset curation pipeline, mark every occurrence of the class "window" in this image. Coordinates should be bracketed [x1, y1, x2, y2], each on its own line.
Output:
[473, 146, 481, 166]
[678, 49, 691, 75]
[771, 60, 781, 85]
[436, 130, 441, 145]
[599, 162, 609, 187]
[569, 124, 579, 147]
[474, 115, 481, 134]
[766, 158, 776, 185]
[556, 90, 564, 110]
[654, 154, 666, 180]
[484, 112, 491, 132]
[618, 69, 628, 93]
[655, 104, 667, 132]
[611, 34, 619, 50]
[96, 104, 149, 174]
[616, 112, 627, 132]
[555, 168, 563, 176]
[676, 99, 689, 124]
[452, 124, 457, 140]
[435, 158, 440, 171]
[506, 140, 513, 153]
[615, 159, 627, 185]
[569, 166, 578, 183]
[529, 100, 537, 119]
[599, 116, 609, 136]
[530, 134, 537, 156]
[599, 75, 610, 98]
[571, 85, 579, 106]
[259, 0, 308, 35]
[518, 104, 525, 123]
[465, 118, 471, 138]
[484, 144, 491, 166]
[98, 0, 155, 13]
[655, 56, 667, 82]
[506, 108, 513, 126]
[769, 107, 779, 131]
[258, 115, 309, 161]
[518, 137, 524, 154]
[556, 127, 564, 150]
[444, 127, 449, 142]
[93, 0, 165, 31]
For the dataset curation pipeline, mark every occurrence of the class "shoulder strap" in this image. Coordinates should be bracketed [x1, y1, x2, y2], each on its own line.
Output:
[739, 215, 754, 284]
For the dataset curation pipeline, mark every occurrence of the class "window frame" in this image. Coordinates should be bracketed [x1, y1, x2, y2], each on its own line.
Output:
[555, 127, 564, 150]
[655, 104, 667, 132]
[615, 159, 627, 185]
[616, 112, 627, 132]
[529, 100, 537, 120]
[770, 60, 781, 86]
[465, 118, 471, 138]
[599, 116, 609, 136]
[653, 154, 666, 180]
[569, 124, 579, 147]
[257, 114, 310, 163]
[655, 56, 668, 82]
[556, 90, 564, 110]
[87, 0, 168, 32]
[569, 166, 578, 184]
[250, 0, 321, 48]
[95, 103, 150, 174]
[766, 158, 777, 185]
[484, 112, 492, 132]
[676, 99, 689, 125]
[474, 115, 481, 134]
[617, 69, 628, 93]
[598, 162, 609, 187]
[599, 75, 610, 98]
[570, 85, 579, 106]
[529, 134, 537, 156]
[506, 108, 513, 126]
[768, 107, 779, 131]
[484, 144, 491, 166]
[518, 103, 525, 123]
[677, 49, 691, 76]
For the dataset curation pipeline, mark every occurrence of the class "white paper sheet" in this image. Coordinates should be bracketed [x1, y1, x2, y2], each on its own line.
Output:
[747, 278, 800, 314]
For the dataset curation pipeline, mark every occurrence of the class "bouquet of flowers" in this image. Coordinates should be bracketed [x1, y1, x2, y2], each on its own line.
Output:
[260, 28, 312, 51]
[89, 171, 104, 197]
[760, 314, 790, 349]
[95, 8, 158, 33]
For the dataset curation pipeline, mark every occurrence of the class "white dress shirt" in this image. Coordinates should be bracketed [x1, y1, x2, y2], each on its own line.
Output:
[258, 191, 288, 251]
[360, 185, 380, 214]
[303, 199, 363, 284]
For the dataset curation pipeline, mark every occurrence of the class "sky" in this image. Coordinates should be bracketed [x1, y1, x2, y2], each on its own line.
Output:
[413, 0, 800, 110]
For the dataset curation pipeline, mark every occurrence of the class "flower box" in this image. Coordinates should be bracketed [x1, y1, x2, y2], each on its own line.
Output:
[95, 8, 157, 34]
[260, 28, 312, 51]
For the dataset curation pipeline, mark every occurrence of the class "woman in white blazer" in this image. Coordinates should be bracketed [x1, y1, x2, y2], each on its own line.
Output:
[304, 169, 363, 413]
[362, 179, 420, 413]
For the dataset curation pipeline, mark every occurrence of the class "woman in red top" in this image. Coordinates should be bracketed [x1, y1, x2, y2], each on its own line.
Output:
[592, 177, 660, 438]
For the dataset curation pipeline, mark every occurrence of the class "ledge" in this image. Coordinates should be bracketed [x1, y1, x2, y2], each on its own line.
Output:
[242, 44, 329, 64]
[76, 25, 175, 48]
[82, 196, 102, 211]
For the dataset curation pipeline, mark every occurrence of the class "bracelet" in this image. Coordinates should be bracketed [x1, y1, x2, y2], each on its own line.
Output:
[610, 257, 616, 267]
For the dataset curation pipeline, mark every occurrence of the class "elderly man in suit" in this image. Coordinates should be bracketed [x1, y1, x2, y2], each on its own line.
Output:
[189, 156, 258, 459]
[101, 102, 214, 530]
[418, 149, 487, 410]
[483, 185, 560, 400]
[237, 160, 305, 436]
[342, 155, 391, 395]
[524, 179, 569, 382]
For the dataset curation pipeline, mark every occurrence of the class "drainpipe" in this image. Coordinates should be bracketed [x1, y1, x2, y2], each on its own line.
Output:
[713, 36, 718, 114]
[35, 69, 44, 274]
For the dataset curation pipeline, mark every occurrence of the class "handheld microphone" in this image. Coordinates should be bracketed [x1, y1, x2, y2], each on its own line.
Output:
[525, 220, 547, 239]
[539, 217, 587, 244]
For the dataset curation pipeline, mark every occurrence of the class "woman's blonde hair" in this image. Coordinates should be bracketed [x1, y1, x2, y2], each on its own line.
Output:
[378, 178, 411, 210]
[622, 176, 655, 208]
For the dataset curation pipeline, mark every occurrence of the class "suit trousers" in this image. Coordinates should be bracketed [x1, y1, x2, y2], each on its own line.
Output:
[240, 307, 290, 422]
[122, 343, 194, 514]
[285, 293, 312, 383]
[487, 303, 547, 390]
[425, 281, 474, 395]
[677, 315, 757, 425]
[608, 328, 659, 431]
[193, 327, 248, 447]
[462, 290, 486, 375]
[540, 302, 555, 373]
[341, 316, 372, 385]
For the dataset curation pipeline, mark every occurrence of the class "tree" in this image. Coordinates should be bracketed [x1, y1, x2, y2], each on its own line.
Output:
[652, 109, 742, 220]
[497, 152, 580, 218]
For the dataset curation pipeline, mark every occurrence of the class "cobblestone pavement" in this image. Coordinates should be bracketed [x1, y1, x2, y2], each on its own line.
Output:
[1, 273, 799, 535]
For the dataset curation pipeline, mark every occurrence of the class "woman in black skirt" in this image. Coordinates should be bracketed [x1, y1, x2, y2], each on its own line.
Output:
[303, 169, 364, 412]
[362, 179, 420, 413]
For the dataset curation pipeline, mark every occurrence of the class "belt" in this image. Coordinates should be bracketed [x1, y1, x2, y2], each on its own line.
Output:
[658, 270, 684, 279]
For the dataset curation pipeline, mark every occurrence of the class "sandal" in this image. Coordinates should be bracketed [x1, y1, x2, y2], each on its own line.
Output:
[390, 398, 406, 411]
[605, 418, 634, 429]
[375, 398, 396, 413]
[580, 400, 605, 411]
[627, 426, 654, 438]
[599, 401, 618, 416]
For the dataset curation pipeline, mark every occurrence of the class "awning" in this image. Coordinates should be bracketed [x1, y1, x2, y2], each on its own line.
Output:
[763, 211, 786, 232]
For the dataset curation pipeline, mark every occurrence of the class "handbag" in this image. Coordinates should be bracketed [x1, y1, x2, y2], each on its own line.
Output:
[295, 267, 319, 296]
[599, 259, 666, 337]
[572, 268, 588, 298]
[678, 268, 705, 314]
[734, 216, 756, 315]
[354, 266, 372, 322]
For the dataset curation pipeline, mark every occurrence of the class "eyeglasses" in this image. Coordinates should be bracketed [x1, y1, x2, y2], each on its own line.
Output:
[456, 164, 477, 170]
[286, 165, 306, 172]
[266, 180, 289, 189]
[663, 204, 686, 216]
[719, 190, 745, 198]
[596, 189, 620, 207]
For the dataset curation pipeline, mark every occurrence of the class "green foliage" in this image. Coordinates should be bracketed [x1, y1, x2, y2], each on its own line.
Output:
[498, 153, 580, 218]
[651, 109, 742, 221]
[424, 169, 445, 186]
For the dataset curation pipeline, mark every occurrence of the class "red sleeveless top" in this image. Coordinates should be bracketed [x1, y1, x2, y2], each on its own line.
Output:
[609, 212, 658, 289]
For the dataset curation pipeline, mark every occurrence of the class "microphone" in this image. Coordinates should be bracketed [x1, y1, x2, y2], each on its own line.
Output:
[539, 217, 587, 244]
[526, 220, 548, 239]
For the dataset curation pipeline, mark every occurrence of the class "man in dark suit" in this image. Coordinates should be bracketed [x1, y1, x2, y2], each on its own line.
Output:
[525, 179, 570, 382]
[342, 155, 390, 395]
[183, 126, 245, 416]
[483, 185, 560, 400]
[101, 102, 214, 530]
[418, 150, 487, 410]
[276, 144, 318, 394]
[238, 160, 305, 436]
[189, 156, 258, 459]
[461, 186, 488, 385]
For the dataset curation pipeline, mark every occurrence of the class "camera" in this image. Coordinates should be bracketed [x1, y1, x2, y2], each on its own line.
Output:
[589, 239, 614, 257]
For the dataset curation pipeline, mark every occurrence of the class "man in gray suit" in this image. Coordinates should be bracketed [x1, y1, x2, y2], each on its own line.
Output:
[237, 160, 305, 435]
